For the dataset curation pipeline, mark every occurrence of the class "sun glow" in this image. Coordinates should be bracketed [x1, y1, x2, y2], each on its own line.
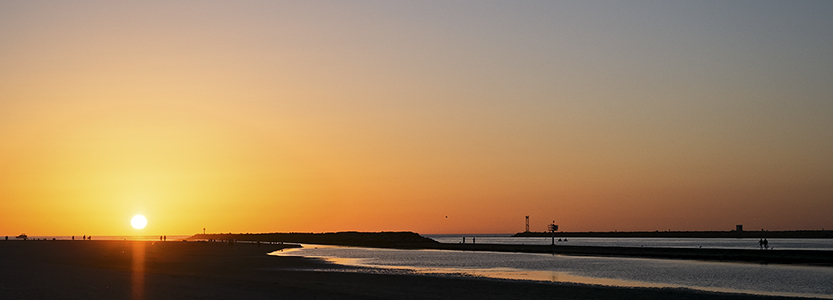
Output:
[131, 215, 147, 229]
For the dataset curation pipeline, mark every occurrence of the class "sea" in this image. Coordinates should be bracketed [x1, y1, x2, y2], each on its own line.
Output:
[272, 235, 833, 299]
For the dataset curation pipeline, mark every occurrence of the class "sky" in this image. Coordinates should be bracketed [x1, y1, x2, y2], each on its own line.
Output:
[1, 1, 832, 236]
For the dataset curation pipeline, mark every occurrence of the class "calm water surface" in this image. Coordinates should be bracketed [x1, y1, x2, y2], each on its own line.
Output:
[275, 238, 833, 299]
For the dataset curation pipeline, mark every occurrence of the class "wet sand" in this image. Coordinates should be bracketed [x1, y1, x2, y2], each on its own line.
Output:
[0, 240, 817, 300]
[432, 243, 833, 266]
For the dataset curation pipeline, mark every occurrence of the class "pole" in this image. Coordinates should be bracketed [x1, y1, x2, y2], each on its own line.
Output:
[551, 229, 555, 245]
[549, 221, 558, 245]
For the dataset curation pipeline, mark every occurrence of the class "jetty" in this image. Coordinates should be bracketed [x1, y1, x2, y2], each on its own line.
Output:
[188, 231, 439, 248]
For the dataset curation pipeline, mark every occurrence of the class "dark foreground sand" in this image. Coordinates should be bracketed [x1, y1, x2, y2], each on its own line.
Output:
[0, 240, 816, 300]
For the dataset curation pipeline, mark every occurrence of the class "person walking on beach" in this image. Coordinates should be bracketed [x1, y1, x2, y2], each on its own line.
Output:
[763, 238, 769, 249]
[758, 238, 764, 249]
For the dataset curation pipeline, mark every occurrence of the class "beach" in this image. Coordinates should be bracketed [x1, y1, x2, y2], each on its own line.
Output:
[0, 240, 819, 300]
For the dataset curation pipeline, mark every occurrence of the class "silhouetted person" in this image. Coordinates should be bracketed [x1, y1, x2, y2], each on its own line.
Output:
[5, 236, 7, 241]
[472, 237, 475, 244]
[758, 238, 763, 249]
[72, 236, 74, 240]
[163, 235, 166, 241]
[763, 238, 769, 249]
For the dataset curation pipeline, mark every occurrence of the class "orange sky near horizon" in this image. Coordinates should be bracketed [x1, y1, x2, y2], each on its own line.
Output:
[2, 2, 832, 236]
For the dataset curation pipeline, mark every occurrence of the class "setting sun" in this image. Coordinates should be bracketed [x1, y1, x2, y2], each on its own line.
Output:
[131, 215, 147, 229]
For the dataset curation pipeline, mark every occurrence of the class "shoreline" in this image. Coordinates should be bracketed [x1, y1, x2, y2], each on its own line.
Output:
[513, 230, 833, 239]
[188, 232, 833, 266]
[0, 240, 820, 300]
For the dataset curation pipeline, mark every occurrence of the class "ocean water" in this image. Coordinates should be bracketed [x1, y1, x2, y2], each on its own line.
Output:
[273, 238, 833, 299]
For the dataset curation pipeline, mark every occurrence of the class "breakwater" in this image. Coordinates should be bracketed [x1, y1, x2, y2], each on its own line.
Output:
[188, 231, 439, 248]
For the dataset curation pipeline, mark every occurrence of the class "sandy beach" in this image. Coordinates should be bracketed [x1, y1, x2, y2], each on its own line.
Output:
[0, 240, 819, 300]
